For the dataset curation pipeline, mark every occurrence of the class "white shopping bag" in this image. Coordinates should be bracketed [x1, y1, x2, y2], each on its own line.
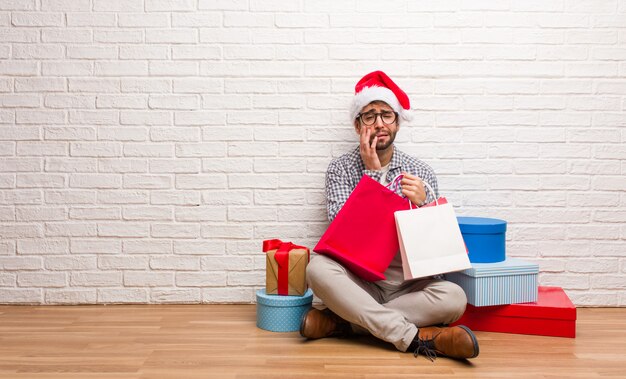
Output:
[394, 182, 471, 280]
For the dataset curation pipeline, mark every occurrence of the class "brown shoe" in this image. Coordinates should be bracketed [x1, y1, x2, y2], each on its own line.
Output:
[410, 325, 479, 360]
[299, 308, 351, 339]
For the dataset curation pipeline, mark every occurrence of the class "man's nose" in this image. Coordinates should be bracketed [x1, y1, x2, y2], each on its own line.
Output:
[374, 114, 384, 127]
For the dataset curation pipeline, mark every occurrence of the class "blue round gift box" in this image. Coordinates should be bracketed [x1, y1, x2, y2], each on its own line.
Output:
[457, 216, 507, 263]
[256, 289, 313, 332]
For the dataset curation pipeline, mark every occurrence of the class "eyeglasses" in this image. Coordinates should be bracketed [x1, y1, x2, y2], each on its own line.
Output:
[357, 111, 398, 126]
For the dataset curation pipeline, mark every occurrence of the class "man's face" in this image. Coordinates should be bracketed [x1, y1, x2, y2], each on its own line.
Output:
[355, 101, 399, 151]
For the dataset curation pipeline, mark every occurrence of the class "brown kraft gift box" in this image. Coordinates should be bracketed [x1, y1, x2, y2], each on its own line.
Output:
[263, 239, 309, 296]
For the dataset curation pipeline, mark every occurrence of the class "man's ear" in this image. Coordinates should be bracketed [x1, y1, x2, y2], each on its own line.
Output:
[354, 120, 360, 134]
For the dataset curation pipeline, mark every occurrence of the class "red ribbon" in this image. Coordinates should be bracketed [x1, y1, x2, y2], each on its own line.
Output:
[263, 239, 309, 295]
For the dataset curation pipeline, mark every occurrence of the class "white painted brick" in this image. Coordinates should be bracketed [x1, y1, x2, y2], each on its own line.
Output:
[70, 143, 121, 157]
[149, 95, 199, 110]
[69, 207, 120, 220]
[251, 30, 303, 44]
[69, 110, 119, 125]
[42, 28, 92, 43]
[594, 210, 626, 223]
[227, 271, 263, 286]
[149, 159, 199, 174]
[201, 224, 253, 239]
[175, 174, 226, 190]
[150, 256, 200, 270]
[594, 144, 626, 159]
[16, 78, 65, 92]
[0, 158, 41, 172]
[118, 13, 170, 28]
[18, 272, 65, 287]
[146, 29, 198, 44]
[45, 190, 95, 204]
[0, 0, 36, 11]
[93, 0, 143, 12]
[176, 272, 227, 287]
[45, 222, 97, 237]
[17, 238, 68, 255]
[0, 126, 40, 141]
[120, 46, 169, 60]
[253, 158, 306, 173]
[202, 287, 255, 303]
[0, 257, 42, 270]
[121, 78, 171, 93]
[151, 223, 201, 238]
[13, 44, 64, 59]
[1, 189, 42, 205]
[0, 273, 16, 287]
[150, 127, 200, 142]
[124, 143, 173, 157]
[124, 272, 174, 287]
[228, 142, 278, 157]
[69, 78, 120, 93]
[174, 240, 225, 255]
[45, 256, 96, 271]
[124, 175, 172, 189]
[16, 206, 65, 221]
[98, 223, 150, 238]
[0, 29, 38, 44]
[95, 61, 149, 77]
[45, 289, 96, 304]
[98, 159, 146, 173]
[98, 289, 148, 304]
[202, 190, 252, 206]
[12, 12, 64, 26]
[66, 13, 116, 27]
[592, 176, 626, 191]
[99, 127, 147, 142]
[228, 207, 276, 222]
[99, 256, 148, 270]
[147, 0, 196, 11]
[200, 28, 251, 43]
[174, 78, 223, 94]
[45, 158, 97, 173]
[0, 206, 13, 220]
[121, 111, 171, 126]
[151, 191, 200, 206]
[15, 110, 65, 125]
[123, 240, 172, 255]
[0, 289, 42, 304]
[175, 111, 225, 126]
[95, 30, 143, 44]
[172, 13, 221, 27]
[43, 62, 93, 77]
[123, 206, 172, 221]
[151, 289, 201, 303]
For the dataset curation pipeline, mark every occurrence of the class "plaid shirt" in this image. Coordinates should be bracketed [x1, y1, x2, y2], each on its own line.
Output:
[325, 145, 439, 222]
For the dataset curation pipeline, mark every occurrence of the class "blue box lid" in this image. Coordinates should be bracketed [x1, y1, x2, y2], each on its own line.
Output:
[256, 289, 313, 306]
[457, 216, 507, 234]
[456, 257, 538, 278]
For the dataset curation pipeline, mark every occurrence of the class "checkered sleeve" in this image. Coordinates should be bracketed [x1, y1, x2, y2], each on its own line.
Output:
[325, 159, 352, 222]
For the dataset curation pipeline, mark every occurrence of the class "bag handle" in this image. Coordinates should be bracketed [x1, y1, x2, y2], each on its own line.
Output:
[386, 174, 437, 209]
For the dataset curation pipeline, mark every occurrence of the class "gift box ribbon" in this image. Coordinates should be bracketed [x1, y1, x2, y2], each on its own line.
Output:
[263, 239, 309, 295]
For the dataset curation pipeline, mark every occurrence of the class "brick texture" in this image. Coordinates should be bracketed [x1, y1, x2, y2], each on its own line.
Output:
[0, 1, 624, 306]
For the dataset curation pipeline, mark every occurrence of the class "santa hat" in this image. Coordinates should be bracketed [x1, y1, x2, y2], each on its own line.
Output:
[349, 70, 412, 123]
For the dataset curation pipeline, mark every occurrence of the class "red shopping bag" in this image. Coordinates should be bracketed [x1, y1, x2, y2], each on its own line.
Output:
[314, 174, 409, 281]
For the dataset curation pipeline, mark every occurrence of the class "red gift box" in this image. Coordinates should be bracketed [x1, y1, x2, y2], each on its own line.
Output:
[452, 286, 576, 338]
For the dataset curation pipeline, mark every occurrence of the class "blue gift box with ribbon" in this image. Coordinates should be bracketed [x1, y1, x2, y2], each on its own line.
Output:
[256, 289, 313, 332]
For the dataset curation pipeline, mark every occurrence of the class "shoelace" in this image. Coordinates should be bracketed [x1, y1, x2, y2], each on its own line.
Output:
[413, 338, 438, 361]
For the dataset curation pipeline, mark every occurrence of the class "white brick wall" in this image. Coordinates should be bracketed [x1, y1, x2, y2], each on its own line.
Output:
[0, 0, 624, 306]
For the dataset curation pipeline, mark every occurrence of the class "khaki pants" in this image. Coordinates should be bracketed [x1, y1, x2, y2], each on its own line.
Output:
[306, 255, 467, 352]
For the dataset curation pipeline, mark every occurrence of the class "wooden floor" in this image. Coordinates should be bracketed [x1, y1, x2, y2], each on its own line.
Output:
[0, 306, 624, 379]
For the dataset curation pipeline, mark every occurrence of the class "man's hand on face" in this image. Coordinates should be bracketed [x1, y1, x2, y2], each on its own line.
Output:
[400, 172, 427, 206]
[359, 124, 382, 171]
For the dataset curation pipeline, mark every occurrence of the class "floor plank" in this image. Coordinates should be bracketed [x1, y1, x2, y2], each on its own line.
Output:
[0, 305, 624, 378]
